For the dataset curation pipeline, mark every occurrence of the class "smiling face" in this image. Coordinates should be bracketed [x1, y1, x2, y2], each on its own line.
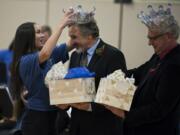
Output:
[34, 24, 45, 50]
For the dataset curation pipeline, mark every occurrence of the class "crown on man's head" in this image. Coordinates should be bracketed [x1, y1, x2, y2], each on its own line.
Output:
[63, 5, 96, 24]
[137, 4, 178, 32]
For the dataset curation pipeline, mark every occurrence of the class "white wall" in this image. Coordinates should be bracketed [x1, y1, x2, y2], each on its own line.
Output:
[121, 3, 153, 69]
[0, 0, 47, 48]
[0, 0, 180, 69]
[48, 0, 120, 48]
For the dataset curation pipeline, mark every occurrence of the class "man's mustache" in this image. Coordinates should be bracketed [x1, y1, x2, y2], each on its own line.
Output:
[73, 43, 86, 54]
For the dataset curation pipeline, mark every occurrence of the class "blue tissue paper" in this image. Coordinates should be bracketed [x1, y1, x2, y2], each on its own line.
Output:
[64, 67, 95, 79]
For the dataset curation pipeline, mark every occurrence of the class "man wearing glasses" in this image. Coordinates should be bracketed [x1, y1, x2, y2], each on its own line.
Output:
[106, 4, 180, 135]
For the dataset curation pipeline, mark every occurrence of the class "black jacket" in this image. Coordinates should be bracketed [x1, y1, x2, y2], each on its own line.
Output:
[69, 39, 127, 135]
[124, 45, 180, 135]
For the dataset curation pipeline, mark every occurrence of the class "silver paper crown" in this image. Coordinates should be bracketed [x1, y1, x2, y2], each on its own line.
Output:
[63, 5, 96, 24]
[137, 4, 178, 32]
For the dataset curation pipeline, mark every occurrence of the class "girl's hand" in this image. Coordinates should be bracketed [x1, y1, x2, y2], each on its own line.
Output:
[59, 9, 75, 29]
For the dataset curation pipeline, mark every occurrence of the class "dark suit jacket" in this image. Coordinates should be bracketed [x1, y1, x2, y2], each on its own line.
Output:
[69, 39, 127, 135]
[126, 54, 159, 86]
[124, 45, 180, 135]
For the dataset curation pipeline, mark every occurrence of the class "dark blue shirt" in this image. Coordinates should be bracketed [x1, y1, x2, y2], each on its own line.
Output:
[19, 44, 68, 111]
[0, 49, 13, 82]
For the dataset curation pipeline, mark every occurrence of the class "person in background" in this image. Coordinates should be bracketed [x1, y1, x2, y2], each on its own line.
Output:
[42, 25, 52, 43]
[11, 10, 74, 135]
[0, 40, 14, 84]
[106, 4, 180, 135]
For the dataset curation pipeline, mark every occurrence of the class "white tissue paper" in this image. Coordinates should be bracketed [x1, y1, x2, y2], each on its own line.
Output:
[95, 69, 136, 111]
[45, 61, 96, 105]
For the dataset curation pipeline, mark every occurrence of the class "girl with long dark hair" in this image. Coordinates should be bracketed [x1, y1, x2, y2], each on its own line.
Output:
[11, 11, 74, 135]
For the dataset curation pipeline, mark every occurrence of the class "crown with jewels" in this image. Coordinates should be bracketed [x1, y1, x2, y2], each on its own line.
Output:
[63, 5, 96, 24]
[137, 4, 178, 32]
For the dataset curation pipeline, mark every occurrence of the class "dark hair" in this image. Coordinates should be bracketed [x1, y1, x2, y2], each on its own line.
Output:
[8, 39, 14, 51]
[42, 25, 52, 36]
[72, 21, 99, 38]
[11, 22, 36, 99]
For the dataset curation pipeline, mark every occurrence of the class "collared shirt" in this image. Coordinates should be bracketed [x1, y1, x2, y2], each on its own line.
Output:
[86, 38, 100, 65]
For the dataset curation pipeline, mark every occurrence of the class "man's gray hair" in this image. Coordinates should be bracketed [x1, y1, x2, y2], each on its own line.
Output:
[72, 20, 99, 38]
[164, 23, 180, 40]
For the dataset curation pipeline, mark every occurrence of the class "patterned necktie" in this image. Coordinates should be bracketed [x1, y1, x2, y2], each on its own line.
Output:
[80, 51, 88, 66]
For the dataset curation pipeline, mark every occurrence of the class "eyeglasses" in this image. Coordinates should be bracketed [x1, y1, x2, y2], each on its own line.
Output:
[147, 33, 166, 40]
